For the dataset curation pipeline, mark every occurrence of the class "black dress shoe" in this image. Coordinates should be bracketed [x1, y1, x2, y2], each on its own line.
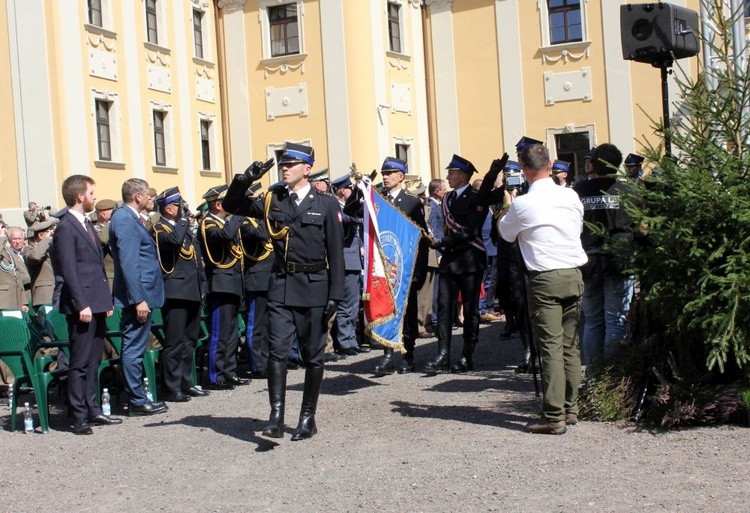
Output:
[227, 376, 251, 386]
[324, 352, 343, 363]
[184, 386, 210, 397]
[357, 344, 371, 353]
[397, 360, 416, 374]
[248, 371, 267, 379]
[74, 421, 93, 435]
[128, 401, 169, 417]
[339, 347, 359, 356]
[450, 356, 473, 373]
[88, 414, 123, 426]
[206, 381, 235, 390]
[162, 392, 191, 403]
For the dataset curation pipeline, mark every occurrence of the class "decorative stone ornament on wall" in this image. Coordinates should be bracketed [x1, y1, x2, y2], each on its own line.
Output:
[265, 84, 309, 120]
[87, 33, 118, 81]
[543, 67, 592, 105]
[407, 0, 453, 7]
[217, 0, 247, 12]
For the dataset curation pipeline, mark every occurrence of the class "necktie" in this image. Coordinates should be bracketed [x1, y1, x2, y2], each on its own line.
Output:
[387, 194, 394, 203]
[447, 191, 455, 207]
[85, 220, 97, 245]
[289, 192, 298, 213]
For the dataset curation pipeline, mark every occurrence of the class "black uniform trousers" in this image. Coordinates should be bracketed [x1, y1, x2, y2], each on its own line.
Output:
[436, 271, 483, 351]
[403, 273, 426, 357]
[245, 290, 269, 373]
[267, 300, 326, 368]
[66, 312, 106, 422]
[161, 298, 201, 394]
[207, 292, 240, 384]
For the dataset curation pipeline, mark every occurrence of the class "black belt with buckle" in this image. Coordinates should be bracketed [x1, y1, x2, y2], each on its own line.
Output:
[277, 260, 327, 274]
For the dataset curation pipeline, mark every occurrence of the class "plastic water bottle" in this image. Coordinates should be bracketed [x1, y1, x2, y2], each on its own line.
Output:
[143, 377, 152, 402]
[101, 388, 111, 416]
[7, 385, 13, 412]
[23, 402, 33, 434]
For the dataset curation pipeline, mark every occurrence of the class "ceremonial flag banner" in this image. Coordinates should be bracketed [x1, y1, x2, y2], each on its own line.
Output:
[357, 178, 422, 351]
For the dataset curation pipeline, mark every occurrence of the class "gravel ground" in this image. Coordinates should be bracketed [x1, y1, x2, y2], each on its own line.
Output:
[1, 320, 748, 513]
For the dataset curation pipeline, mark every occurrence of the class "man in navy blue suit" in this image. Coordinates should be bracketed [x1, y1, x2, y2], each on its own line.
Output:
[109, 178, 167, 416]
[52, 175, 120, 435]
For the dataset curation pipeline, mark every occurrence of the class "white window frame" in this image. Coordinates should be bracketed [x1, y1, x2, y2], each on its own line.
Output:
[150, 101, 175, 169]
[386, 0, 409, 57]
[191, 1, 213, 62]
[85, 0, 116, 36]
[145, 0, 169, 49]
[91, 89, 123, 167]
[546, 123, 595, 182]
[538, 0, 590, 51]
[259, 0, 306, 61]
[198, 113, 218, 173]
[266, 139, 312, 182]
[392, 135, 414, 172]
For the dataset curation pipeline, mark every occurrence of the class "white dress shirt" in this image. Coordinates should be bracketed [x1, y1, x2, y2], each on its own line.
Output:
[498, 177, 587, 272]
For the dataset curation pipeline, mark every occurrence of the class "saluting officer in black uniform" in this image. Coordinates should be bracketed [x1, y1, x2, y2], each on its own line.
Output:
[197, 184, 249, 390]
[152, 187, 209, 402]
[240, 182, 275, 379]
[373, 157, 429, 375]
[222, 142, 344, 441]
[426, 155, 488, 374]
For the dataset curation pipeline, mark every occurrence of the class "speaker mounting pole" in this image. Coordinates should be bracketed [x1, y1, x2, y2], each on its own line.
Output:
[654, 57, 674, 156]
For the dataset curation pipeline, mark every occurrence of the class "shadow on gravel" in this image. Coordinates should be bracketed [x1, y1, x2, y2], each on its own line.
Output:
[390, 400, 529, 432]
[424, 374, 534, 395]
[143, 415, 280, 452]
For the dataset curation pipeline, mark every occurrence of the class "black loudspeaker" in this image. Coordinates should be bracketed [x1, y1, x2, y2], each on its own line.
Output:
[620, 3, 700, 64]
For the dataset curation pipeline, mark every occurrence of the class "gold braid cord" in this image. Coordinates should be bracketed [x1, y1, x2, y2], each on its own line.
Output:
[153, 222, 197, 275]
[200, 217, 243, 269]
[242, 217, 273, 262]
[264, 191, 290, 260]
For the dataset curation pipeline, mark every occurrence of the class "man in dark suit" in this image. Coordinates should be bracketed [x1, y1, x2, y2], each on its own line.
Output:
[240, 184, 275, 380]
[222, 142, 344, 441]
[52, 175, 120, 434]
[197, 184, 248, 390]
[426, 155, 488, 374]
[153, 187, 209, 402]
[426, 178, 447, 332]
[109, 178, 167, 416]
[372, 157, 429, 375]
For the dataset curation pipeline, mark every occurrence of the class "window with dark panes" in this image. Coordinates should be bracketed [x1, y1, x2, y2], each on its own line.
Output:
[549, 0, 582, 45]
[745, 0, 750, 18]
[153, 111, 166, 166]
[88, 0, 103, 27]
[200, 120, 211, 170]
[554, 132, 590, 184]
[388, 3, 402, 53]
[193, 10, 204, 58]
[395, 143, 409, 165]
[146, 0, 158, 44]
[269, 4, 299, 57]
[95, 100, 111, 161]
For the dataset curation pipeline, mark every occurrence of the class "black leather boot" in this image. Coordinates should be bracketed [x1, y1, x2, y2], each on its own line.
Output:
[424, 338, 450, 374]
[373, 348, 396, 376]
[291, 366, 324, 441]
[262, 359, 287, 438]
[451, 343, 474, 373]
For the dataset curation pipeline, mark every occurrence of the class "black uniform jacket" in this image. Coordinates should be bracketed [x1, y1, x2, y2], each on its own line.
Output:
[223, 175, 344, 308]
[153, 218, 207, 302]
[197, 213, 245, 298]
[438, 186, 487, 275]
[241, 217, 275, 293]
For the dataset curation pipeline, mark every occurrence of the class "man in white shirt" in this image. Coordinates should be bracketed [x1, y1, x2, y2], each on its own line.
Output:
[498, 142, 587, 435]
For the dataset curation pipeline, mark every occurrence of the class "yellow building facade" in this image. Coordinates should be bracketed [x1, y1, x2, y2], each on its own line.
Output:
[0, 0, 703, 226]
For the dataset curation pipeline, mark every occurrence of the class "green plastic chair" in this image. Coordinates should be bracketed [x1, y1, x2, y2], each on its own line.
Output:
[0, 313, 53, 433]
[105, 307, 159, 401]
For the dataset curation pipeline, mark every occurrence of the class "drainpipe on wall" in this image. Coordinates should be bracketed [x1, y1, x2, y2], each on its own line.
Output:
[421, 3, 440, 178]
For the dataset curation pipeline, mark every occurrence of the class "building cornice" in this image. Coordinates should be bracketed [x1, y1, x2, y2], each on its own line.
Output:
[218, 0, 247, 13]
